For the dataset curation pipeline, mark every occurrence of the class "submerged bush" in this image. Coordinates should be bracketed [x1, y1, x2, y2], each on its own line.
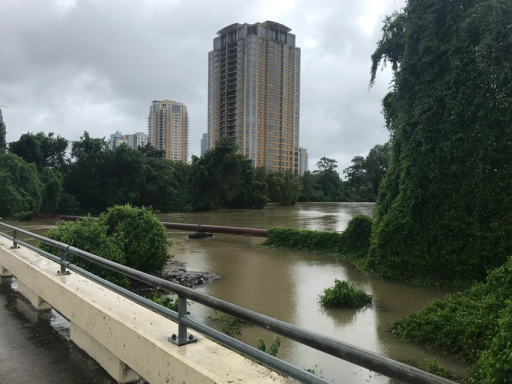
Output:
[392, 256, 512, 380]
[39, 205, 172, 286]
[262, 214, 373, 262]
[39, 217, 129, 287]
[100, 205, 171, 275]
[318, 279, 373, 308]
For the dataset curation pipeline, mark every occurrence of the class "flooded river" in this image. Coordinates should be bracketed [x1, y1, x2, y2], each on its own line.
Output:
[3, 202, 468, 383]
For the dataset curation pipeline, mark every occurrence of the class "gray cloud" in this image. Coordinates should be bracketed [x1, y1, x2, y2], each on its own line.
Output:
[0, 0, 403, 174]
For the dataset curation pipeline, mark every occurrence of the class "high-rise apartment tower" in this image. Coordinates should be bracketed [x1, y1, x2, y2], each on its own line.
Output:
[200, 133, 207, 156]
[207, 21, 301, 172]
[299, 147, 308, 175]
[148, 100, 189, 162]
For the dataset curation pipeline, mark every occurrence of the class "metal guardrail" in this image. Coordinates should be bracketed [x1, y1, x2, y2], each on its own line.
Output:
[0, 222, 456, 384]
[27, 213, 269, 237]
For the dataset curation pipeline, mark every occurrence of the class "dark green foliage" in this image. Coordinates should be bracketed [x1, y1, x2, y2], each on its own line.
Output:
[100, 205, 171, 275]
[39, 167, 63, 214]
[367, 0, 512, 284]
[391, 257, 512, 365]
[265, 170, 302, 206]
[9, 132, 68, 171]
[188, 139, 266, 210]
[0, 153, 43, 217]
[362, 143, 390, 196]
[424, 359, 458, 381]
[262, 214, 374, 262]
[149, 293, 179, 311]
[256, 336, 281, 357]
[39, 217, 129, 287]
[208, 311, 247, 337]
[0, 121, 6, 155]
[318, 279, 373, 308]
[39, 206, 172, 286]
[474, 303, 512, 383]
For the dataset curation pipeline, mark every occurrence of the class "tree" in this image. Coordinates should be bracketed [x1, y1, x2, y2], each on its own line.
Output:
[367, 0, 512, 283]
[40, 167, 63, 214]
[138, 143, 166, 159]
[0, 153, 43, 217]
[315, 157, 342, 199]
[343, 156, 365, 192]
[64, 132, 110, 213]
[9, 132, 68, 171]
[0, 121, 6, 155]
[188, 139, 264, 210]
[362, 142, 390, 195]
[266, 171, 302, 206]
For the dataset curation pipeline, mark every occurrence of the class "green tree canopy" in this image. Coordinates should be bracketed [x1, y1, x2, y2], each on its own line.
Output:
[367, 0, 512, 284]
[0, 153, 43, 217]
[9, 131, 68, 171]
[362, 142, 390, 195]
[0, 121, 6, 155]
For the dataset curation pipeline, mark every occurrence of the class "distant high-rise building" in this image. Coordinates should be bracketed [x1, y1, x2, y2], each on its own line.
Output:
[299, 147, 308, 175]
[207, 21, 301, 172]
[200, 133, 207, 156]
[109, 131, 148, 151]
[148, 100, 189, 163]
[109, 131, 125, 151]
[132, 132, 148, 149]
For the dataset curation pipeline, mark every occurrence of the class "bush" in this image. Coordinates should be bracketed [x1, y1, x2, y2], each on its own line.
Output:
[318, 279, 373, 308]
[391, 256, 512, 365]
[262, 215, 373, 262]
[39, 217, 129, 287]
[39, 206, 172, 287]
[100, 205, 171, 275]
[474, 303, 512, 383]
[0, 153, 43, 218]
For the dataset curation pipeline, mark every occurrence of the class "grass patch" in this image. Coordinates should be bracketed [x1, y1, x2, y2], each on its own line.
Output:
[318, 279, 373, 308]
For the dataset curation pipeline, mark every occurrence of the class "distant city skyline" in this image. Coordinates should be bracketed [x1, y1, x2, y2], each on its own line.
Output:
[0, 0, 401, 172]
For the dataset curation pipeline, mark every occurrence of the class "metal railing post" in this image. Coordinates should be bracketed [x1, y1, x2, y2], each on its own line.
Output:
[57, 249, 71, 275]
[11, 230, 19, 249]
[169, 295, 197, 346]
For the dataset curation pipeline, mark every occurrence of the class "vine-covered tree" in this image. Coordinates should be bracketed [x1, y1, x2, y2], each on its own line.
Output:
[9, 132, 68, 171]
[367, 0, 512, 284]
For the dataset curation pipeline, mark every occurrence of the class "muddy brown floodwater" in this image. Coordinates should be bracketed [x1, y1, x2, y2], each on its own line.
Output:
[4, 202, 469, 383]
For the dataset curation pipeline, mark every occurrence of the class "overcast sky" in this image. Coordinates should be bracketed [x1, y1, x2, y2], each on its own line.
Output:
[0, 0, 404, 173]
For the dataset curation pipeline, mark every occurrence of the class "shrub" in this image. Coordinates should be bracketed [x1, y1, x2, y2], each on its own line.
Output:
[391, 256, 512, 365]
[262, 214, 373, 262]
[318, 279, 373, 308]
[474, 303, 512, 383]
[99, 205, 171, 275]
[39, 217, 129, 287]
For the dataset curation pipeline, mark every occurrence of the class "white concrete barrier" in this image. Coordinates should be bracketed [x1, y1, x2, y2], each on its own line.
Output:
[0, 237, 291, 384]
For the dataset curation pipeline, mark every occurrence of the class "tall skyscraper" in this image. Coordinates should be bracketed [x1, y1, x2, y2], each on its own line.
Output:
[200, 133, 207, 156]
[148, 100, 189, 163]
[299, 147, 308, 176]
[207, 21, 301, 172]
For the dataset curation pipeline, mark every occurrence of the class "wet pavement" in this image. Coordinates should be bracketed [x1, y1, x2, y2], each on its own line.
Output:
[0, 276, 113, 384]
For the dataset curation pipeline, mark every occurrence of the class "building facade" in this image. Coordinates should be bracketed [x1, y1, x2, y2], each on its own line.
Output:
[109, 131, 148, 151]
[200, 133, 207, 156]
[207, 21, 301, 172]
[148, 100, 189, 162]
[299, 147, 308, 175]
[109, 131, 125, 151]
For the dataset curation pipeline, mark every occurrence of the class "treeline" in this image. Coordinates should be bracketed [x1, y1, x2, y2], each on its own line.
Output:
[299, 143, 390, 203]
[0, 126, 389, 218]
[0, 132, 307, 217]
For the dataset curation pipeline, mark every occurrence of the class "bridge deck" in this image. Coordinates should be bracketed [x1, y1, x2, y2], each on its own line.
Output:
[0, 276, 114, 384]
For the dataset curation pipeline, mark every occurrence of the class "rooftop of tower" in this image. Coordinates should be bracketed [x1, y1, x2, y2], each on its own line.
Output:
[217, 21, 292, 36]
